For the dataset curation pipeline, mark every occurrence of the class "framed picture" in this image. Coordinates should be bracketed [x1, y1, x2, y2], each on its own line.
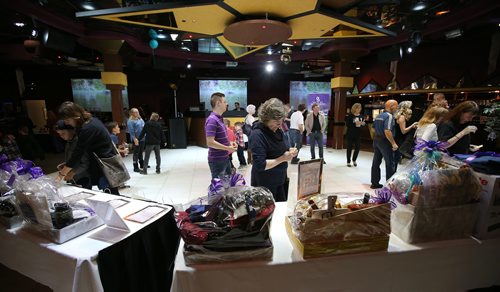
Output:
[297, 159, 323, 199]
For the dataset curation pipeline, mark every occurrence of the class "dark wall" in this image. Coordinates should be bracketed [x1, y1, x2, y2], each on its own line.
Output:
[356, 26, 498, 90]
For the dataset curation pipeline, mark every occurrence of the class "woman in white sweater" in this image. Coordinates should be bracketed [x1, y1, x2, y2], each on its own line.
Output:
[415, 106, 449, 142]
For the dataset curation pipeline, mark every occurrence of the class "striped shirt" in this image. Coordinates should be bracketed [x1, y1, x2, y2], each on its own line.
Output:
[205, 112, 230, 162]
[373, 111, 395, 137]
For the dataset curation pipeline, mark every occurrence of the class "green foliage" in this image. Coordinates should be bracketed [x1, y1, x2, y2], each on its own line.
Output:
[483, 101, 500, 140]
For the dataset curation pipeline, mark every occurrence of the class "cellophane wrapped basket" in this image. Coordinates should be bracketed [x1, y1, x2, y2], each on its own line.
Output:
[388, 140, 481, 243]
[175, 174, 275, 264]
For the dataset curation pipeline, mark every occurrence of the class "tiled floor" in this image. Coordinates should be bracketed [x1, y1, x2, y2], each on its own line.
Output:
[97, 145, 388, 209]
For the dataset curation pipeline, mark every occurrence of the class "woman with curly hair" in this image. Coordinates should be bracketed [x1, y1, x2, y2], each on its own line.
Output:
[250, 98, 297, 202]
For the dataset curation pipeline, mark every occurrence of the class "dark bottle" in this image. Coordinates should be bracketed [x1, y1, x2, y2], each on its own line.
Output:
[53, 202, 74, 229]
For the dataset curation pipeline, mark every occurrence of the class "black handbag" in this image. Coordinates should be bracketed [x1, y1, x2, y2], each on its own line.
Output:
[93, 150, 130, 188]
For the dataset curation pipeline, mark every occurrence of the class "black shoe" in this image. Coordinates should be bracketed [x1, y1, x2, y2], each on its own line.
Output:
[353, 162, 357, 167]
[347, 163, 352, 167]
[370, 184, 383, 189]
[140, 170, 147, 175]
[156, 169, 160, 174]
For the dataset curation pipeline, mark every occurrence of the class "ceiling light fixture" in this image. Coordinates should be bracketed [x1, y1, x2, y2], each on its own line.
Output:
[406, 46, 413, 54]
[81, 1, 96, 10]
[170, 33, 178, 41]
[265, 64, 274, 72]
[31, 28, 39, 38]
[224, 19, 292, 46]
[186, 63, 192, 69]
[412, 1, 427, 11]
[157, 34, 167, 39]
[435, 9, 450, 16]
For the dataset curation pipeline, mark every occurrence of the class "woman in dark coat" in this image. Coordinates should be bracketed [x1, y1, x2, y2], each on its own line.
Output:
[250, 98, 297, 202]
[55, 101, 121, 195]
[138, 112, 166, 174]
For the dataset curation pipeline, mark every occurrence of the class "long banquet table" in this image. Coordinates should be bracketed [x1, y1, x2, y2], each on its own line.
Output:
[0, 186, 180, 292]
[172, 202, 500, 292]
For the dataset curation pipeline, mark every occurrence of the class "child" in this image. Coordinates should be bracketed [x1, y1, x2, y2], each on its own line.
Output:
[234, 122, 247, 168]
[223, 119, 237, 171]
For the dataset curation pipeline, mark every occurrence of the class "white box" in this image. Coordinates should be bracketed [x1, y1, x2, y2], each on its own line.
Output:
[473, 171, 500, 239]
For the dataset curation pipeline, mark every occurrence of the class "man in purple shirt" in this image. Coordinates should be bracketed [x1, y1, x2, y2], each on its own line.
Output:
[205, 92, 237, 178]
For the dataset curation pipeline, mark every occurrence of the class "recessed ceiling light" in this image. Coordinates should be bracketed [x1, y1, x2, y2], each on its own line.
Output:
[265, 64, 274, 72]
[267, 50, 272, 55]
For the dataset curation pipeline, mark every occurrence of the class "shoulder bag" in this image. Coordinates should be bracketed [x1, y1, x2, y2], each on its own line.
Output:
[93, 148, 130, 188]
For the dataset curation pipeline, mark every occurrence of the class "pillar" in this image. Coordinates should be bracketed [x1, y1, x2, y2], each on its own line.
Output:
[101, 54, 127, 144]
[329, 61, 353, 149]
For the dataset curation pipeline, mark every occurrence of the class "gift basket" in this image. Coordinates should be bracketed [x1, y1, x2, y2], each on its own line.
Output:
[388, 140, 481, 243]
[175, 174, 275, 265]
[0, 154, 102, 242]
[285, 157, 391, 258]
[286, 192, 391, 258]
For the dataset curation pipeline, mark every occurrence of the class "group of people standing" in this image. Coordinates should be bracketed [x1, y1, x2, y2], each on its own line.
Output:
[205, 93, 327, 202]
[369, 95, 480, 188]
[54, 101, 166, 196]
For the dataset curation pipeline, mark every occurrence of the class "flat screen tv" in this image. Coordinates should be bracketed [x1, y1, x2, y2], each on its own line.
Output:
[71, 79, 129, 112]
[199, 79, 247, 110]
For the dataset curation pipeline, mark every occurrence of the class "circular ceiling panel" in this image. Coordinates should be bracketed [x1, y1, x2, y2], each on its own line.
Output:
[223, 19, 292, 46]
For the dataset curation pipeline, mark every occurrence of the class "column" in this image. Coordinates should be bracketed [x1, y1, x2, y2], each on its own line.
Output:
[101, 54, 127, 144]
[329, 61, 353, 149]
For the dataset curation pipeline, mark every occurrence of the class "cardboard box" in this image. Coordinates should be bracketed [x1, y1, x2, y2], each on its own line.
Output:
[473, 171, 500, 239]
[391, 202, 479, 243]
[286, 203, 391, 258]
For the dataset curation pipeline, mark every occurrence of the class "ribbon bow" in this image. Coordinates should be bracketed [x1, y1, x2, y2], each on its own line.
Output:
[375, 186, 405, 209]
[414, 139, 448, 153]
[208, 173, 247, 197]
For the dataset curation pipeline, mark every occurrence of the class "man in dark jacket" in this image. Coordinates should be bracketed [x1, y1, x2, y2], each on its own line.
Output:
[138, 112, 166, 174]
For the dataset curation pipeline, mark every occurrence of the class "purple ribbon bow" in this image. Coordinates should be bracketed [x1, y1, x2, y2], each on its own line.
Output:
[375, 186, 405, 209]
[208, 173, 246, 196]
[414, 139, 448, 153]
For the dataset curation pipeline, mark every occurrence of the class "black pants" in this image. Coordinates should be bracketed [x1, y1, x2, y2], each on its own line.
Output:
[237, 145, 246, 165]
[132, 141, 144, 165]
[346, 135, 361, 163]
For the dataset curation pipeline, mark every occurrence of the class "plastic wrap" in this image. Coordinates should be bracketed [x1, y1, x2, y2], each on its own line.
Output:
[290, 192, 390, 242]
[387, 140, 481, 243]
[175, 177, 275, 264]
[287, 192, 391, 258]
[386, 141, 481, 207]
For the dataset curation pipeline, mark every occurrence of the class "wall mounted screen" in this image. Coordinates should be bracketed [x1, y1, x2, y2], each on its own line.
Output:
[71, 79, 129, 112]
[199, 80, 247, 110]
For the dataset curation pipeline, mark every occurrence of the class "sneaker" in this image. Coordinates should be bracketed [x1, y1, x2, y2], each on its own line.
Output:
[353, 161, 357, 167]
[370, 184, 383, 189]
[347, 163, 352, 167]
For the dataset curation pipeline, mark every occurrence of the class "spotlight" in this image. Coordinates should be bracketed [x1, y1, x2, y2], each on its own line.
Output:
[81, 1, 96, 10]
[186, 63, 192, 69]
[411, 1, 427, 11]
[265, 64, 274, 72]
[406, 46, 413, 54]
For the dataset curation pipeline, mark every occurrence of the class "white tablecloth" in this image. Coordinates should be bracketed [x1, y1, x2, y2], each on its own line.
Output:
[0, 186, 172, 292]
[172, 202, 500, 292]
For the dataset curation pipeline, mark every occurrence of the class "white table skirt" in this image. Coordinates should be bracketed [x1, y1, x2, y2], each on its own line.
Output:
[0, 186, 171, 292]
[172, 202, 500, 292]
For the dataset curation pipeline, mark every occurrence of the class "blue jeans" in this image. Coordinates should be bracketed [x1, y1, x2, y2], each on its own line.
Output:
[309, 131, 324, 159]
[208, 158, 232, 179]
[371, 137, 396, 185]
[289, 129, 302, 150]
